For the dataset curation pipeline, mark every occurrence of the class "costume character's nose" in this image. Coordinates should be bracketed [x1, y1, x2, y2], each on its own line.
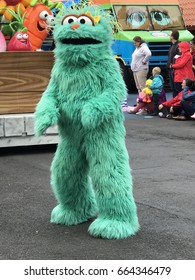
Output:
[71, 24, 80, 30]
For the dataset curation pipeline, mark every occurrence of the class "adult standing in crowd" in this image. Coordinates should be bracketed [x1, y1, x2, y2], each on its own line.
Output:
[131, 36, 151, 94]
[190, 37, 195, 75]
[167, 30, 180, 97]
[171, 41, 194, 96]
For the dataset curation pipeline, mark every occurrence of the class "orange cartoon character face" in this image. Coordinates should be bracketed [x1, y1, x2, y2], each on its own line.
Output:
[23, 3, 54, 51]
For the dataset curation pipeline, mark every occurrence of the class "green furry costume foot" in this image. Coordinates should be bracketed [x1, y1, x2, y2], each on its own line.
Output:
[34, 1, 139, 239]
[51, 203, 97, 225]
[89, 218, 139, 240]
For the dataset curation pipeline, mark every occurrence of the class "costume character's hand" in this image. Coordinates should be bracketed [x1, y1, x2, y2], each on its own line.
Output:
[34, 84, 59, 136]
[81, 96, 115, 129]
[34, 111, 58, 136]
[81, 102, 102, 129]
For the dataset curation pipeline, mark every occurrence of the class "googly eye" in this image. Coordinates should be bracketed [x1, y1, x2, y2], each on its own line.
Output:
[39, 11, 50, 20]
[46, 15, 55, 25]
[150, 11, 171, 26]
[22, 34, 28, 39]
[78, 15, 94, 25]
[127, 12, 146, 27]
[16, 33, 23, 40]
[62, 15, 78, 25]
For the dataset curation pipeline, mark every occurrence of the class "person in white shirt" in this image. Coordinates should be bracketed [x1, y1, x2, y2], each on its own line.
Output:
[131, 36, 152, 93]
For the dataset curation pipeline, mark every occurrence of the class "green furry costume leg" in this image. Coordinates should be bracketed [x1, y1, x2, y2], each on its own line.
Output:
[85, 122, 139, 239]
[51, 140, 98, 225]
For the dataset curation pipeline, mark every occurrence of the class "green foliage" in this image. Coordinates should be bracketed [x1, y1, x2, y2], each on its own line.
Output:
[7, 6, 27, 33]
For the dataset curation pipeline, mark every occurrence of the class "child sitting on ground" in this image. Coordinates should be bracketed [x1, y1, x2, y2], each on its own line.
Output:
[128, 67, 164, 115]
[128, 79, 153, 115]
[138, 79, 153, 103]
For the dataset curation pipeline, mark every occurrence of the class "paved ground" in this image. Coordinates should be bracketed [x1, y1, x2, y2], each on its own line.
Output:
[0, 94, 195, 260]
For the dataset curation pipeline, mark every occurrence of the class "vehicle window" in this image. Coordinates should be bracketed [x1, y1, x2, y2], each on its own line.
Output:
[113, 5, 185, 31]
[114, 5, 150, 31]
[148, 5, 185, 30]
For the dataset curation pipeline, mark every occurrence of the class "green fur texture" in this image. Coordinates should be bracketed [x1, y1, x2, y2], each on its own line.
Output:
[34, 2, 139, 239]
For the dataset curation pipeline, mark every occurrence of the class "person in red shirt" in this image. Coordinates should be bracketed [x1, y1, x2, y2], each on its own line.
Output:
[190, 37, 195, 75]
[171, 42, 194, 97]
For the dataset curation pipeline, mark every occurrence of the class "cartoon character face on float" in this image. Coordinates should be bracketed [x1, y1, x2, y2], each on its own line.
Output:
[24, 3, 54, 50]
[7, 31, 32, 51]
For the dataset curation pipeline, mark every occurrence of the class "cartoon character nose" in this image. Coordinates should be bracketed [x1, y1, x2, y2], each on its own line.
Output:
[71, 24, 80, 30]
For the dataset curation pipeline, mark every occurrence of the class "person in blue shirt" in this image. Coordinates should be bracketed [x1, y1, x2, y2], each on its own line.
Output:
[149, 67, 164, 116]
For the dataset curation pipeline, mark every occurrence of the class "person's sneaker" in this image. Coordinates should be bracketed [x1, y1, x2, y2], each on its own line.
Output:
[128, 110, 136, 114]
[158, 112, 165, 118]
[190, 113, 195, 119]
[136, 110, 147, 115]
[166, 114, 173, 119]
[121, 98, 128, 107]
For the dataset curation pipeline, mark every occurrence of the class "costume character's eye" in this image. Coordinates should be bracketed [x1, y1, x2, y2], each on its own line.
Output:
[39, 11, 50, 20]
[127, 12, 146, 27]
[150, 11, 171, 26]
[78, 16, 94, 25]
[16, 33, 23, 40]
[62, 16, 78, 25]
[23, 34, 28, 39]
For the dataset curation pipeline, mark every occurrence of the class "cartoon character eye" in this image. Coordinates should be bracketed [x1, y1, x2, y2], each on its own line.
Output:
[22, 34, 28, 39]
[78, 16, 94, 25]
[39, 11, 50, 20]
[46, 15, 55, 25]
[16, 33, 23, 40]
[62, 16, 78, 25]
[127, 12, 146, 27]
[150, 11, 171, 26]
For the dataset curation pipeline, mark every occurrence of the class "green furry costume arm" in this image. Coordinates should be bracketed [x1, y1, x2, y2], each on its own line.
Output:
[34, 75, 59, 136]
[81, 59, 126, 129]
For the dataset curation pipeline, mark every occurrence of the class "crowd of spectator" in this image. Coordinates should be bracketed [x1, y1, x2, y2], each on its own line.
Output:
[125, 31, 195, 121]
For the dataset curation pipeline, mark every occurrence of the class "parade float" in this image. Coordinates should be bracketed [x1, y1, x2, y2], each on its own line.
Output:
[0, 0, 62, 113]
[0, 0, 63, 146]
[0, 0, 193, 147]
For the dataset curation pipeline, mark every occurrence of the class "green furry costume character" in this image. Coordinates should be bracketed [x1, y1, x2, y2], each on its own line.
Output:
[34, 1, 139, 239]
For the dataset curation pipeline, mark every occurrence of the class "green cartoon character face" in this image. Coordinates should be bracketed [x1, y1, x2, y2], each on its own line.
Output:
[53, 4, 114, 64]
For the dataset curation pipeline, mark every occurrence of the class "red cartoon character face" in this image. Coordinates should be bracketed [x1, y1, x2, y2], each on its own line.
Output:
[7, 32, 32, 51]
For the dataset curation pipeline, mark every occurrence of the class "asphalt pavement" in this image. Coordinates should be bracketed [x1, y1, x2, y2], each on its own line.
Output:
[0, 94, 195, 260]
